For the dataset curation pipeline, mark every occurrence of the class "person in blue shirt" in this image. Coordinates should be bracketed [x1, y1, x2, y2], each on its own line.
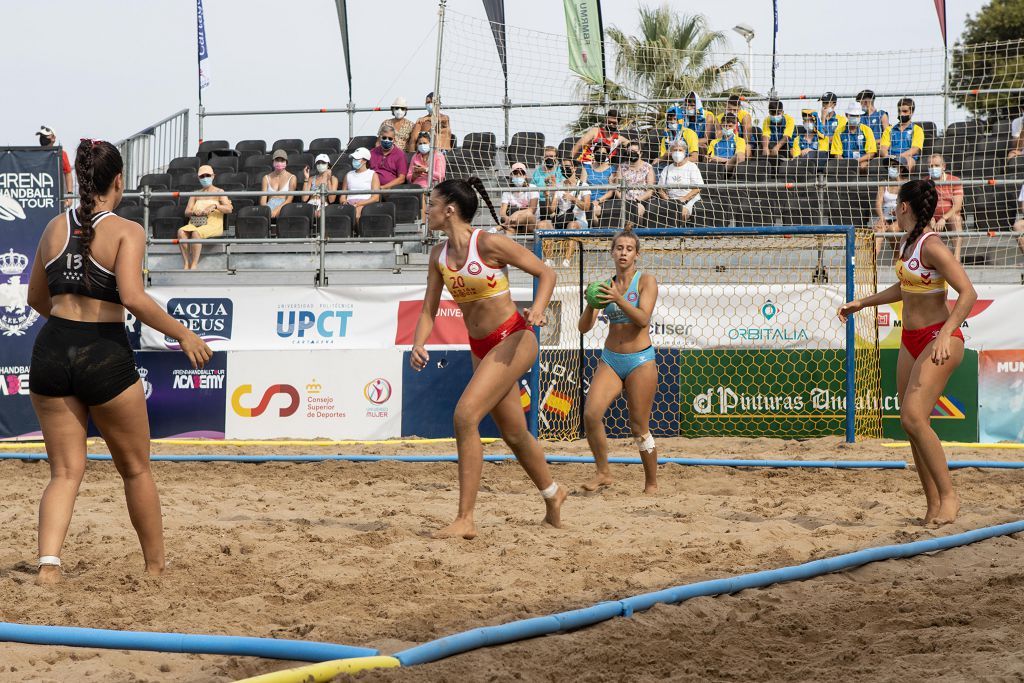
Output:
[830, 101, 878, 171]
[708, 113, 747, 169]
[676, 92, 718, 153]
[856, 89, 890, 142]
[761, 99, 796, 158]
[814, 91, 847, 149]
[585, 140, 616, 223]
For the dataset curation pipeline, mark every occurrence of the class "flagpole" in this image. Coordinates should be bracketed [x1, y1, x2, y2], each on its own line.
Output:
[197, 0, 204, 143]
[941, 3, 949, 130]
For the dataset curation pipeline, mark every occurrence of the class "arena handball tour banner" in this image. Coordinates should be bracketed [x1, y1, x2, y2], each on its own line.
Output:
[0, 148, 61, 439]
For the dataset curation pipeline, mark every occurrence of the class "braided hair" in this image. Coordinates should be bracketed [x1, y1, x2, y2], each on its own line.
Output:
[897, 178, 939, 260]
[73, 139, 123, 287]
[434, 177, 500, 226]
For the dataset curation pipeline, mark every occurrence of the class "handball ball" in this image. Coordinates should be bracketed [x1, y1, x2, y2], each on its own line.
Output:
[585, 280, 611, 309]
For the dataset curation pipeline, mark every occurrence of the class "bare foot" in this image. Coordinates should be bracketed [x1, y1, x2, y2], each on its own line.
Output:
[923, 503, 940, 525]
[931, 495, 961, 526]
[543, 485, 567, 529]
[432, 517, 477, 540]
[581, 473, 613, 492]
[144, 564, 165, 576]
[35, 566, 62, 586]
[643, 484, 659, 495]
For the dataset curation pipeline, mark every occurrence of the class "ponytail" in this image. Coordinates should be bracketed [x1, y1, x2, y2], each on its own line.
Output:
[466, 176, 500, 226]
[72, 139, 123, 288]
[897, 178, 938, 259]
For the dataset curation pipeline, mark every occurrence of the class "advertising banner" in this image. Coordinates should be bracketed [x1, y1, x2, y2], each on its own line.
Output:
[879, 348, 979, 441]
[0, 148, 61, 439]
[876, 285, 1024, 351]
[225, 350, 402, 439]
[135, 351, 227, 438]
[978, 349, 1024, 443]
[551, 284, 847, 350]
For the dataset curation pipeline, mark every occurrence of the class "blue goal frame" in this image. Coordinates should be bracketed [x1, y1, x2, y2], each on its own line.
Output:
[530, 226, 859, 444]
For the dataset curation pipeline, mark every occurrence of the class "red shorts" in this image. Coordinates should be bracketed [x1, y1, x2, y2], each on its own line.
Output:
[469, 311, 530, 360]
[902, 321, 964, 359]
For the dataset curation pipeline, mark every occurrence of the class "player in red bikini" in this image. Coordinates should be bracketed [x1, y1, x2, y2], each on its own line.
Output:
[411, 177, 565, 539]
[838, 179, 977, 525]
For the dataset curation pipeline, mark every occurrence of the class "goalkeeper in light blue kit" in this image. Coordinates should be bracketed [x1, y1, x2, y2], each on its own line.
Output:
[577, 229, 661, 494]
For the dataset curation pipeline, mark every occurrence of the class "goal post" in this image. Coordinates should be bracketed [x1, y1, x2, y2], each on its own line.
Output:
[528, 226, 881, 444]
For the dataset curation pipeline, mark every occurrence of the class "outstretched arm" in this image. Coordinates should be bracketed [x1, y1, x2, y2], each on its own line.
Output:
[479, 232, 556, 326]
[411, 245, 445, 370]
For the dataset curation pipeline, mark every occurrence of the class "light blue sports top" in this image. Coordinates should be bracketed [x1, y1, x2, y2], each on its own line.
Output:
[604, 271, 642, 325]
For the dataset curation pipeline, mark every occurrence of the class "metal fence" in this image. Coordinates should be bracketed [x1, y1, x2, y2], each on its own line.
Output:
[115, 109, 189, 190]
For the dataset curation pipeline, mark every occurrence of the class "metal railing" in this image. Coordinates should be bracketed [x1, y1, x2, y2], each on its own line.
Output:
[115, 109, 189, 190]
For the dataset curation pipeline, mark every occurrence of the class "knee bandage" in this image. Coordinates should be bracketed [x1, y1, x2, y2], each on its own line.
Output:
[634, 433, 656, 453]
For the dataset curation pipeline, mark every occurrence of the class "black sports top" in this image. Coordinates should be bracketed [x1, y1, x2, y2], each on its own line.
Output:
[45, 209, 122, 304]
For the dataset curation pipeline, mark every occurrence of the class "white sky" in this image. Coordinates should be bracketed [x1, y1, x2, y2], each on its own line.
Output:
[0, 0, 986, 158]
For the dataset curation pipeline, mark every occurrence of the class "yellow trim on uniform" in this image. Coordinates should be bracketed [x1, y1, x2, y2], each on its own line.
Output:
[233, 656, 401, 683]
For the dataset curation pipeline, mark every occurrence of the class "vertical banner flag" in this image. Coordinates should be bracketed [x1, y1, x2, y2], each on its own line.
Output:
[334, 0, 353, 102]
[933, 0, 948, 46]
[771, 0, 779, 93]
[563, 0, 605, 86]
[0, 148, 61, 438]
[481, 0, 508, 88]
[197, 0, 209, 89]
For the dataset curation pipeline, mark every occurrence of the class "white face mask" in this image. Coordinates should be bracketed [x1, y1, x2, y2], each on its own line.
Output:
[671, 151, 686, 163]
[512, 176, 526, 186]
[316, 163, 328, 173]
[417, 143, 430, 155]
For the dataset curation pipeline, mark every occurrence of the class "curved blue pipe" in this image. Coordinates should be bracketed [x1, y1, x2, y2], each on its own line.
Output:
[394, 519, 1024, 667]
[0, 453, 909, 468]
[0, 622, 376, 661]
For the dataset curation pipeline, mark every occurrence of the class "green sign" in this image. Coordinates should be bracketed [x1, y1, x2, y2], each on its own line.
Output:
[563, 0, 604, 85]
[880, 348, 979, 442]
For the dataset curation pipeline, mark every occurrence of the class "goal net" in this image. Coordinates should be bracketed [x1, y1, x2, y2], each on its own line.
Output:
[532, 227, 882, 442]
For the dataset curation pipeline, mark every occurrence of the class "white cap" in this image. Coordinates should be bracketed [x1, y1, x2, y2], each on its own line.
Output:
[845, 101, 865, 116]
[391, 97, 407, 108]
[314, 153, 331, 164]
[351, 147, 371, 161]
[36, 125, 56, 139]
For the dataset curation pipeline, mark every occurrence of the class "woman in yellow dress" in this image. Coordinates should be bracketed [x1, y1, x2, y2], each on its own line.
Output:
[178, 164, 232, 270]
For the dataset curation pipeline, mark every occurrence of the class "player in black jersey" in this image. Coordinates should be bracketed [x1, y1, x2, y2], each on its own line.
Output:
[25, 139, 212, 584]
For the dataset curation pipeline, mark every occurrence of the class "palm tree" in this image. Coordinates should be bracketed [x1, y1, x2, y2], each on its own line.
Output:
[570, 4, 748, 135]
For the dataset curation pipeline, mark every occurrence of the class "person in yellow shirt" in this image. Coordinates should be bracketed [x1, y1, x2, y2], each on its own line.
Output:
[831, 101, 878, 170]
[657, 108, 700, 163]
[792, 109, 828, 158]
[761, 99, 795, 158]
[880, 97, 925, 171]
[708, 113, 746, 169]
[725, 94, 752, 142]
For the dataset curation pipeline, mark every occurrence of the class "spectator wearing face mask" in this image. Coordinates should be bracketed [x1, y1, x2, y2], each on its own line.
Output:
[260, 149, 297, 219]
[500, 162, 540, 233]
[35, 126, 74, 208]
[611, 142, 655, 228]
[874, 159, 907, 256]
[341, 147, 380, 225]
[407, 91, 452, 153]
[572, 109, 627, 164]
[657, 109, 699, 163]
[814, 92, 847, 148]
[540, 159, 589, 267]
[792, 109, 828, 159]
[831, 102, 877, 170]
[657, 139, 704, 223]
[406, 132, 446, 188]
[725, 94, 753, 142]
[856, 89, 890, 142]
[676, 92, 718, 152]
[929, 154, 964, 262]
[370, 124, 410, 190]
[178, 165, 232, 270]
[880, 97, 925, 171]
[761, 99, 795, 158]
[709, 113, 747, 168]
[302, 153, 339, 217]
[533, 146, 564, 215]
[585, 142, 616, 222]
[379, 97, 415, 151]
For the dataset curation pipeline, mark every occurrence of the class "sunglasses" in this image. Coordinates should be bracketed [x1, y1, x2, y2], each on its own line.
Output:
[512, 170, 526, 176]
[198, 174, 213, 179]
[381, 136, 394, 141]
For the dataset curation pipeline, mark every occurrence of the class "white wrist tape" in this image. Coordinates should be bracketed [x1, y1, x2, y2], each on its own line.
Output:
[38, 555, 61, 568]
[540, 482, 560, 499]
[634, 433, 656, 453]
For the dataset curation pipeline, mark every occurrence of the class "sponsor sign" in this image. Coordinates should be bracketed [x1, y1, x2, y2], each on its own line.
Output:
[0, 148, 61, 438]
[876, 285, 1021, 351]
[135, 351, 228, 438]
[879, 348, 979, 441]
[979, 350, 1024, 443]
[225, 350, 402, 439]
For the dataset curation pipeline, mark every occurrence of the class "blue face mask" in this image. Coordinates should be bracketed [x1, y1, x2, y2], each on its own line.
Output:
[929, 166, 943, 179]
[381, 138, 394, 150]
[199, 177, 213, 188]
[770, 114, 783, 123]
[352, 159, 363, 170]
[722, 128, 735, 138]
[417, 143, 430, 155]
[512, 176, 525, 186]
[847, 116, 861, 127]
[425, 103, 433, 115]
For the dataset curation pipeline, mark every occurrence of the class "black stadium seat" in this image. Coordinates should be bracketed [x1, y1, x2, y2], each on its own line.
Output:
[197, 140, 230, 162]
[236, 205, 271, 238]
[244, 153, 272, 172]
[216, 171, 249, 188]
[461, 132, 497, 168]
[325, 203, 355, 238]
[557, 136, 579, 162]
[168, 156, 200, 173]
[359, 202, 395, 237]
[209, 155, 239, 173]
[309, 137, 342, 153]
[138, 173, 171, 192]
[114, 204, 145, 222]
[507, 131, 545, 168]
[272, 139, 304, 155]
[151, 204, 185, 240]
[346, 136, 378, 154]
[235, 139, 267, 154]
[385, 193, 420, 223]
[277, 203, 316, 238]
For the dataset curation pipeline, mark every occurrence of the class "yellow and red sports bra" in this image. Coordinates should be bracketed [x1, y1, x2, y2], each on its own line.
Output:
[437, 229, 511, 304]
[896, 232, 947, 294]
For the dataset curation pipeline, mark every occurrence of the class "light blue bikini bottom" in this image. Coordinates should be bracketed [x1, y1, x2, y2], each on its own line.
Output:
[600, 346, 655, 381]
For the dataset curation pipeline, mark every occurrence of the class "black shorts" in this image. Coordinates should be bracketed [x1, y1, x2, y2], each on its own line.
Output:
[29, 316, 140, 406]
